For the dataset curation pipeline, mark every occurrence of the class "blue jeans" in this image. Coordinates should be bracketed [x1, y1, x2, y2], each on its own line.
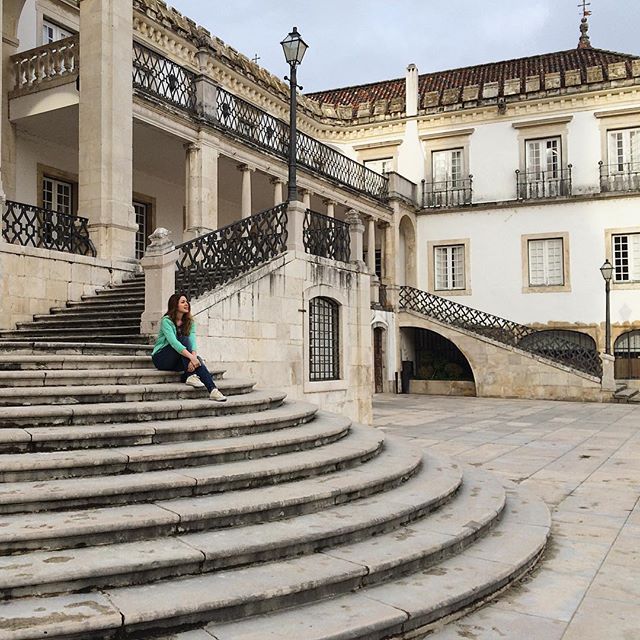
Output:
[152, 336, 217, 392]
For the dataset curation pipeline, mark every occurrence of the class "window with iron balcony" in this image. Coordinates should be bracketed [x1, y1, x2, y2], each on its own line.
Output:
[516, 136, 572, 200]
[599, 127, 640, 193]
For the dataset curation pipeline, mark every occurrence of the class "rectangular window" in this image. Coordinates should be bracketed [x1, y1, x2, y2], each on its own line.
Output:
[526, 137, 560, 177]
[528, 238, 564, 286]
[613, 233, 640, 282]
[42, 19, 73, 44]
[364, 158, 393, 175]
[133, 201, 149, 260]
[432, 149, 463, 186]
[434, 244, 465, 290]
[608, 128, 640, 171]
[42, 176, 73, 215]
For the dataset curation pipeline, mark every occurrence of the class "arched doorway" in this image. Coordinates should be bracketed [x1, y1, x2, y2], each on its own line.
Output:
[414, 328, 475, 383]
[614, 331, 640, 379]
[373, 326, 385, 393]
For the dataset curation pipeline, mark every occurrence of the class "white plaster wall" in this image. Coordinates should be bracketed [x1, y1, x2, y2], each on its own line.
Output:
[133, 170, 183, 242]
[417, 197, 640, 326]
[568, 110, 601, 195]
[16, 0, 37, 51]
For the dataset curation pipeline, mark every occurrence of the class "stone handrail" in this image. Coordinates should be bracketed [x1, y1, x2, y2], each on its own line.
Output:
[10, 35, 79, 98]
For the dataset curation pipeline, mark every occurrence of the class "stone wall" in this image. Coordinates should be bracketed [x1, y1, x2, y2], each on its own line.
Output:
[400, 311, 609, 402]
[0, 242, 135, 329]
[191, 251, 373, 424]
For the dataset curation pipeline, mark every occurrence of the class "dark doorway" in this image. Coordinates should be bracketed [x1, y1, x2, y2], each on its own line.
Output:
[374, 327, 384, 393]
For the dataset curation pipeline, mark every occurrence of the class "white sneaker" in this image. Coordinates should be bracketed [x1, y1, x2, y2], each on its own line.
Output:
[185, 375, 205, 389]
[209, 388, 227, 402]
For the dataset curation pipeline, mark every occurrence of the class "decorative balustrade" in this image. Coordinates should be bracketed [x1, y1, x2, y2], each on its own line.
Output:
[132, 42, 196, 112]
[422, 176, 473, 208]
[399, 286, 602, 379]
[599, 161, 640, 193]
[303, 209, 350, 263]
[175, 203, 288, 299]
[516, 166, 572, 200]
[2, 200, 96, 257]
[10, 35, 79, 97]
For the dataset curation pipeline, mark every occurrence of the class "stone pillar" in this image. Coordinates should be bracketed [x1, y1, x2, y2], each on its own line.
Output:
[184, 141, 219, 239]
[346, 209, 365, 269]
[600, 353, 616, 392]
[324, 199, 336, 218]
[382, 221, 396, 284]
[238, 164, 254, 218]
[271, 177, 284, 206]
[300, 188, 311, 210]
[366, 217, 377, 275]
[79, 0, 137, 260]
[285, 200, 306, 253]
[194, 46, 217, 120]
[139, 228, 179, 336]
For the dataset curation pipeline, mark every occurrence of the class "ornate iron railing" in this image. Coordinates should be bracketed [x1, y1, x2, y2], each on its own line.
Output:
[10, 35, 79, 98]
[175, 203, 288, 299]
[422, 176, 473, 208]
[599, 161, 640, 193]
[214, 87, 389, 202]
[303, 209, 350, 263]
[516, 166, 572, 200]
[132, 42, 196, 112]
[399, 286, 602, 379]
[2, 200, 96, 257]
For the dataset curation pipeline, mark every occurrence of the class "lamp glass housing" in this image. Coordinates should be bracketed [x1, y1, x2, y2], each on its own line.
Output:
[600, 259, 614, 282]
[280, 27, 308, 66]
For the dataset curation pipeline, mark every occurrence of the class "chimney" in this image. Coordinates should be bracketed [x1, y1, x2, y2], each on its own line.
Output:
[406, 64, 418, 116]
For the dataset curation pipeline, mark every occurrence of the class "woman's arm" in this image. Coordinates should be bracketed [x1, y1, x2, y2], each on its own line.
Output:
[161, 317, 199, 366]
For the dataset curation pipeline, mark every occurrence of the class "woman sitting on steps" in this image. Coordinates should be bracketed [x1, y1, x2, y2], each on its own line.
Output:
[151, 293, 227, 402]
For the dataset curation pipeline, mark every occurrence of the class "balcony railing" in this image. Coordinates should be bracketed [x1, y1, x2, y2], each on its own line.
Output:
[516, 166, 572, 200]
[422, 176, 473, 208]
[303, 209, 350, 263]
[2, 200, 96, 257]
[10, 35, 79, 98]
[599, 161, 640, 193]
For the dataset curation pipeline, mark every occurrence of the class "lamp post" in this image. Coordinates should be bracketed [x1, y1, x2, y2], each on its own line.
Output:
[600, 259, 613, 355]
[280, 27, 308, 202]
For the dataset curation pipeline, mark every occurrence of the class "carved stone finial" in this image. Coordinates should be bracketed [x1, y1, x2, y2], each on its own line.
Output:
[145, 227, 174, 256]
[578, 17, 591, 49]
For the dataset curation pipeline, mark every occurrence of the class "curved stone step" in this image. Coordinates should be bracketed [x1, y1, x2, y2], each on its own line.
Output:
[0, 333, 150, 344]
[0, 378, 254, 407]
[0, 412, 351, 483]
[32, 308, 142, 321]
[0, 434, 418, 553]
[0, 367, 226, 387]
[0, 354, 156, 371]
[63, 297, 144, 309]
[0, 454, 463, 598]
[0, 326, 143, 339]
[0, 474, 548, 640]
[0, 388, 286, 427]
[0, 341, 153, 355]
[1, 400, 318, 453]
[16, 318, 142, 330]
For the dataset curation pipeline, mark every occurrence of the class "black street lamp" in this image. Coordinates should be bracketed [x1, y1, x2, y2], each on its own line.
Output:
[600, 259, 613, 355]
[280, 27, 308, 202]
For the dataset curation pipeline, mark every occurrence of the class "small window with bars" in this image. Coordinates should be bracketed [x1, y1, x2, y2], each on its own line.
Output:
[309, 297, 340, 381]
[528, 238, 564, 286]
[434, 244, 465, 291]
[42, 176, 73, 215]
[613, 233, 640, 282]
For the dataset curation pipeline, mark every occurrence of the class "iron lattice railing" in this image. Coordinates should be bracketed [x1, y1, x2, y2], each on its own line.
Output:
[175, 203, 288, 299]
[2, 200, 96, 257]
[132, 42, 196, 112]
[303, 209, 350, 263]
[599, 161, 640, 193]
[214, 87, 389, 202]
[516, 166, 572, 200]
[422, 176, 473, 208]
[399, 286, 602, 379]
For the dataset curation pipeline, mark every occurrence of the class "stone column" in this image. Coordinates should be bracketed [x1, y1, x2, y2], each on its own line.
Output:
[79, 0, 137, 260]
[194, 45, 217, 120]
[271, 177, 284, 206]
[139, 228, 179, 335]
[285, 200, 306, 253]
[346, 209, 365, 269]
[600, 353, 616, 392]
[324, 198, 335, 218]
[366, 217, 377, 276]
[300, 188, 311, 210]
[184, 141, 219, 239]
[238, 164, 254, 218]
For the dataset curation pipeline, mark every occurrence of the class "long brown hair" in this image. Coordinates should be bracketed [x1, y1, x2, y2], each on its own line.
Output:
[165, 293, 193, 337]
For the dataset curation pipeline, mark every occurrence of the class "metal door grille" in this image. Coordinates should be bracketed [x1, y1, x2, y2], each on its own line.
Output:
[309, 297, 340, 381]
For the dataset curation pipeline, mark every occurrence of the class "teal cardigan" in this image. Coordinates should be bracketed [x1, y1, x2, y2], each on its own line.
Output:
[151, 316, 197, 355]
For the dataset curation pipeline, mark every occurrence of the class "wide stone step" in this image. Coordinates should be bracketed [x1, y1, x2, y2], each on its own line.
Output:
[0, 400, 317, 453]
[50, 301, 145, 313]
[0, 473, 548, 640]
[0, 354, 155, 371]
[0, 388, 285, 427]
[0, 378, 253, 407]
[16, 317, 141, 330]
[200, 486, 548, 640]
[0, 453, 463, 598]
[0, 367, 221, 387]
[0, 341, 153, 355]
[0, 412, 350, 483]
[0, 434, 418, 552]
[0, 325, 142, 338]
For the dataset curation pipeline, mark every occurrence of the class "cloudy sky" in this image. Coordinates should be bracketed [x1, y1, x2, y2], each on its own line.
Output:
[168, 1, 639, 92]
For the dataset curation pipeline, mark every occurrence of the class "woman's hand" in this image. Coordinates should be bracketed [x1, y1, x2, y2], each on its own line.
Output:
[189, 355, 200, 371]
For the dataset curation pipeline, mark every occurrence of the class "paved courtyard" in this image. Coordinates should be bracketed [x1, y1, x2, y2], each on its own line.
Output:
[373, 394, 640, 640]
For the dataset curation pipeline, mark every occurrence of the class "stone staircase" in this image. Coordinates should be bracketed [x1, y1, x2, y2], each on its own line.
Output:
[613, 382, 640, 403]
[0, 276, 551, 639]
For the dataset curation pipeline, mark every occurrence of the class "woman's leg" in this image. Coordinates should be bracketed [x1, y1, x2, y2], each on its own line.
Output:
[152, 345, 183, 372]
[176, 336, 218, 392]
